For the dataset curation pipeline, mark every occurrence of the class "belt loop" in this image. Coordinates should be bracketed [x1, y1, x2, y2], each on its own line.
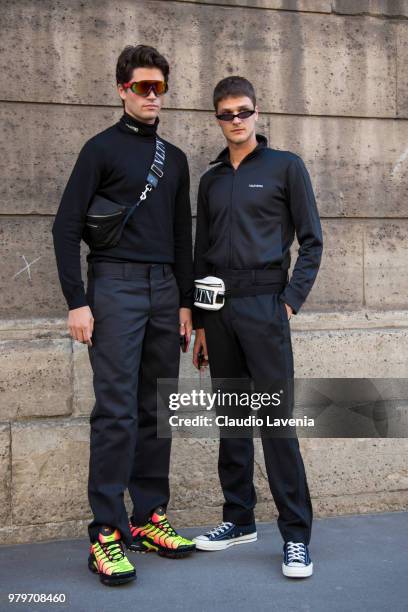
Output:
[251, 270, 256, 283]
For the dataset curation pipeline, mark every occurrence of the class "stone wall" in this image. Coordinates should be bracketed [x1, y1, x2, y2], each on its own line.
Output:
[0, 0, 407, 544]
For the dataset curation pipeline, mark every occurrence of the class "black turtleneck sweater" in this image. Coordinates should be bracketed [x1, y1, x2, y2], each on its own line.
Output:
[52, 112, 194, 310]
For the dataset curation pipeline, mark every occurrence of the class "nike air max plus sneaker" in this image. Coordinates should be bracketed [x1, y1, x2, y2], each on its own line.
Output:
[88, 526, 136, 586]
[128, 506, 196, 558]
[194, 521, 257, 551]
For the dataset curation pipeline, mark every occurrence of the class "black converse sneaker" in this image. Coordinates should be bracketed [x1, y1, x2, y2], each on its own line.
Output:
[193, 521, 257, 551]
[282, 541, 313, 578]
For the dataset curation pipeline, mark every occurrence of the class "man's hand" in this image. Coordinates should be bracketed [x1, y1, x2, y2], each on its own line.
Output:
[68, 305, 94, 346]
[284, 303, 293, 320]
[179, 307, 192, 352]
[193, 328, 209, 370]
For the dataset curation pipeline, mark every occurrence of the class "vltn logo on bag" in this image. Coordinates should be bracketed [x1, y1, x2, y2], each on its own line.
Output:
[194, 287, 214, 305]
[249, 184, 263, 188]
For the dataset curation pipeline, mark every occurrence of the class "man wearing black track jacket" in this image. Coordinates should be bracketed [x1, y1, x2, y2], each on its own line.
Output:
[52, 45, 196, 588]
[192, 76, 323, 579]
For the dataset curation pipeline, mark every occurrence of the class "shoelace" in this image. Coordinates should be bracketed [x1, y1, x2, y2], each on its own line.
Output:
[206, 521, 233, 537]
[156, 518, 177, 536]
[285, 541, 307, 564]
[100, 539, 125, 562]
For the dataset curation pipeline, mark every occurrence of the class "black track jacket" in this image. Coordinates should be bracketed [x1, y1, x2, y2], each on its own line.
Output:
[193, 133, 323, 327]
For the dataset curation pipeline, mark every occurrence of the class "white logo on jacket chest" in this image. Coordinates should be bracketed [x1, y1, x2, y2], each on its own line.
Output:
[249, 184, 263, 188]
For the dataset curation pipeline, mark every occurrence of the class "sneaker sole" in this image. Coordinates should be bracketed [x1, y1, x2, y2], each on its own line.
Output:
[88, 556, 136, 586]
[127, 540, 159, 554]
[282, 561, 313, 578]
[194, 533, 257, 551]
[158, 547, 195, 559]
[128, 540, 195, 558]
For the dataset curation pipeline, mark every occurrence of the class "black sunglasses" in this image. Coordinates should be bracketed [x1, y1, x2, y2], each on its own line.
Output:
[215, 109, 256, 122]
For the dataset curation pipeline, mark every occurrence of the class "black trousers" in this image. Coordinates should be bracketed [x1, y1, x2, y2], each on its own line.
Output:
[85, 261, 180, 546]
[201, 274, 313, 545]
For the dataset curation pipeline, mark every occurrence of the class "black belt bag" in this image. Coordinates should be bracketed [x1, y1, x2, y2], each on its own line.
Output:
[82, 137, 165, 250]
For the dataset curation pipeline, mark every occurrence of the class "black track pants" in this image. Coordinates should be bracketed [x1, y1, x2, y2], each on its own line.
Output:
[201, 289, 313, 545]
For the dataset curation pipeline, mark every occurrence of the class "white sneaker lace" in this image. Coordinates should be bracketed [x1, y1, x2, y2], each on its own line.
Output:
[286, 541, 307, 564]
[206, 521, 233, 537]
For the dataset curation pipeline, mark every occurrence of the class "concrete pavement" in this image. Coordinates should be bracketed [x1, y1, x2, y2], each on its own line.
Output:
[0, 511, 407, 612]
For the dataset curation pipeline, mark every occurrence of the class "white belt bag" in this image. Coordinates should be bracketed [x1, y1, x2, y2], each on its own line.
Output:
[194, 276, 226, 310]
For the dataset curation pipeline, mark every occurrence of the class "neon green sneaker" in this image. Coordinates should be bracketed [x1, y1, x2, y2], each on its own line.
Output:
[88, 526, 136, 586]
[128, 506, 196, 558]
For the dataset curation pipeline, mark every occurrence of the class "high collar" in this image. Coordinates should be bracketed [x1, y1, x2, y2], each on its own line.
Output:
[118, 111, 159, 138]
[209, 133, 268, 165]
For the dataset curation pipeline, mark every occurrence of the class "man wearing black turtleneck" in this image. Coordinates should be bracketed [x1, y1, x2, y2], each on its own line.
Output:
[52, 45, 195, 587]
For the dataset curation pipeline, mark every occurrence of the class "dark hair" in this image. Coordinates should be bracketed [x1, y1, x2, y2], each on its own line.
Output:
[116, 44, 170, 85]
[213, 76, 256, 111]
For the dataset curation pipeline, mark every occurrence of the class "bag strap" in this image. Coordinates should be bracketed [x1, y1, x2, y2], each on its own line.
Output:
[121, 136, 166, 227]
